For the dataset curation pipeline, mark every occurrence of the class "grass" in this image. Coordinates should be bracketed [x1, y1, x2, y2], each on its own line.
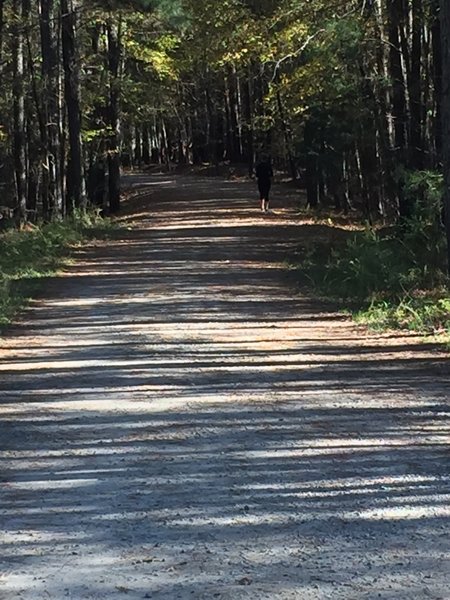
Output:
[0, 210, 117, 328]
[355, 294, 450, 337]
[294, 221, 450, 341]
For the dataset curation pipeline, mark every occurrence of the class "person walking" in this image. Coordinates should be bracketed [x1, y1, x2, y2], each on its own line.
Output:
[255, 157, 274, 213]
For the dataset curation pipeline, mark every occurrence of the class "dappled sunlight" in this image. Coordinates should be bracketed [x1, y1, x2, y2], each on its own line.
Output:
[1, 174, 449, 599]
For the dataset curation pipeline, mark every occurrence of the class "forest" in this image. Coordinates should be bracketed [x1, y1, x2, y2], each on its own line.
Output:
[1, 0, 450, 335]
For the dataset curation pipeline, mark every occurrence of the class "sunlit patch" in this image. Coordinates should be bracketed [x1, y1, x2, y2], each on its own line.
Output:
[0, 174, 449, 598]
[237, 474, 450, 492]
[7, 478, 99, 490]
[2, 531, 88, 544]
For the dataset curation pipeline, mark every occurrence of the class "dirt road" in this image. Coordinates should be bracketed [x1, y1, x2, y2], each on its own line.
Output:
[1, 174, 449, 599]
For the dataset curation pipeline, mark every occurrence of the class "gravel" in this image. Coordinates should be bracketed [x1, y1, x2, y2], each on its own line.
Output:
[0, 174, 449, 599]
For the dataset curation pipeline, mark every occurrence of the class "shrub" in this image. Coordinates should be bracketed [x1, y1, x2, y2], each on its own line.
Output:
[295, 170, 449, 336]
[0, 210, 116, 327]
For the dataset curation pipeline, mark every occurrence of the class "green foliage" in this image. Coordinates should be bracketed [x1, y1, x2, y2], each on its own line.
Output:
[0, 211, 116, 327]
[299, 170, 447, 304]
[296, 169, 448, 336]
[356, 296, 450, 337]
[96, 0, 183, 16]
[403, 169, 444, 223]
[300, 226, 446, 302]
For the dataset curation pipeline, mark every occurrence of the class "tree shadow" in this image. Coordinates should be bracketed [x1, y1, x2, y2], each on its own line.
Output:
[1, 174, 449, 599]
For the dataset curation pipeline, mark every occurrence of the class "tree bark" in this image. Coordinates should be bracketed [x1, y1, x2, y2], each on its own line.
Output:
[433, 0, 442, 164]
[0, 0, 5, 70]
[387, 0, 411, 219]
[107, 17, 122, 213]
[40, 0, 63, 219]
[141, 123, 150, 164]
[387, 0, 408, 154]
[12, 0, 27, 224]
[205, 84, 217, 166]
[276, 87, 297, 181]
[134, 123, 142, 166]
[409, 0, 423, 168]
[242, 72, 254, 176]
[440, 0, 450, 274]
[304, 119, 318, 208]
[61, 0, 86, 211]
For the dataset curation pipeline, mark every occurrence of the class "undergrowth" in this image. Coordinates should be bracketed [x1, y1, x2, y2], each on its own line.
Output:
[0, 210, 116, 328]
[355, 295, 450, 335]
[295, 170, 450, 340]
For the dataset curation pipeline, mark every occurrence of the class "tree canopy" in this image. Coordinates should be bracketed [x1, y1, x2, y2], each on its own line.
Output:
[0, 0, 448, 260]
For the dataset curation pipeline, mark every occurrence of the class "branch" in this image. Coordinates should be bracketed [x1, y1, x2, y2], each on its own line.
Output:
[270, 29, 325, 83]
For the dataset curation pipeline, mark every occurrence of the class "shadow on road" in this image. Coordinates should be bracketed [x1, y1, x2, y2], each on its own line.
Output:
[0, 174, 449, 599]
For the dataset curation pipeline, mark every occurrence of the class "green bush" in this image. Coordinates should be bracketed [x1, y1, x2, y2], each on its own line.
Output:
[301, 170, 447, 299]
[403, 169, 443, 223]
[357, 296, 450, 337]
[0, 210, 116, 327]
[300, 225, 447, 301]
[296, 170, 449, 336]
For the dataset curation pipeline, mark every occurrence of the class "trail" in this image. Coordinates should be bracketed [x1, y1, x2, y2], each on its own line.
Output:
[0, 174, 449, 600]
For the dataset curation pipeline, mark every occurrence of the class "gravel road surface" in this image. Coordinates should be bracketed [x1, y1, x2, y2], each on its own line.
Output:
[1, 174, 449, 599]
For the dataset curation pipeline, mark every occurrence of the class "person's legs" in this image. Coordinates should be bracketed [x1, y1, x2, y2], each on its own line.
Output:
[258, 180, 271, 212]
[258, 181, 266, 211]
[264, 183, 271, 212]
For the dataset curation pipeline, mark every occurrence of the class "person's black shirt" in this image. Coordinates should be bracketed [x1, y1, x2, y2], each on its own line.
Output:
[255, 162, 273, 182]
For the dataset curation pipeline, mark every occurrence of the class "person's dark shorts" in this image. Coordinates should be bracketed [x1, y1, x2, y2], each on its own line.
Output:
[258, 179, 271, 199]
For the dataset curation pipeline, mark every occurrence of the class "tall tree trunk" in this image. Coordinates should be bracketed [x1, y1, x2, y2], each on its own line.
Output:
[387, 0, 411, 219]
[142, 123, 150, 164]
[365, 2, 396, 214]
[40, 0, 63, 219]
[224, 74, 233, 161]
[422, 19, 433, 169]
[61, 0, 86, 211]
[433, 0, 442, 164]
[160, 116, 170, 168]
[223, 70, 240, 162]
[242, 72, 254, 176]
[205, 85, 218, 167]
[358, 121, 382, 222]
[276, 87, 297, 181]
[107, 17, 122, 213]
[234, 68, 244, 159]
[409, 0, 423, 168]
[0, 0, 5, 70]
[440, 0, 450, 274]
[304, 119, 318, 208]
[26, 117, 40, 214]
[12, 0, 27, 224]
[387, 0, 408, 154]
[23, 0, 37, 214]
[134, 123, 142, 166]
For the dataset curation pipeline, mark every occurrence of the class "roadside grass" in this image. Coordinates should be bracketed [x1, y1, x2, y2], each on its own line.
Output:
[354, 294, 450, 335]
[0, 210, 117, 328]
[293, 223, 450, 342]
[293, 170, 450, 342]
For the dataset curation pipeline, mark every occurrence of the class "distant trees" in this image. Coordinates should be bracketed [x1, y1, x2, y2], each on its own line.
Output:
[0, 0, 447, 273]
[113, 0, 447, 225]
[0, 0, 138, 223]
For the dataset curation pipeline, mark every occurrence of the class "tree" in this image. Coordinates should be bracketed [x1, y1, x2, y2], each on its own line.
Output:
[0, 0, 445, 264]
[61, 0, 86, 211]
[107, 16, 123, 213]
[12, 0, 27, 224]
[440, 0, 450, 274]
[39, 0, 63, 218]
